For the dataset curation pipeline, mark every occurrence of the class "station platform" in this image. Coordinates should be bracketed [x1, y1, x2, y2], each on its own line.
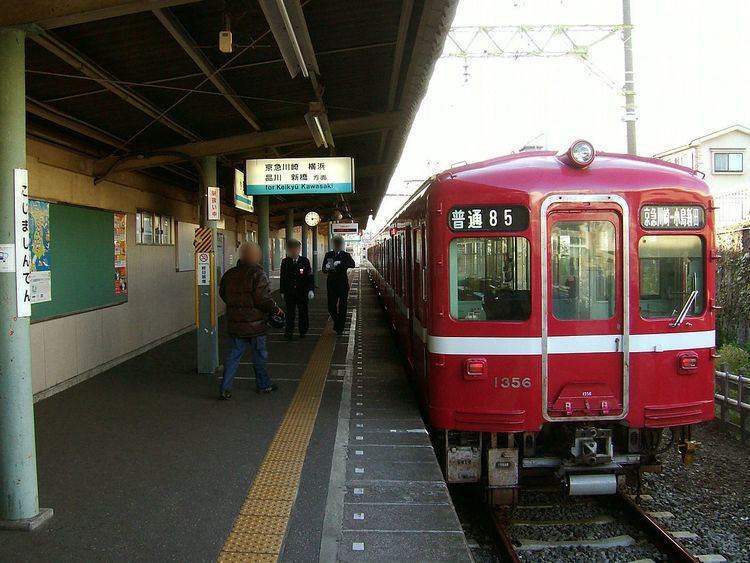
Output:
[0, 269, 471, 562]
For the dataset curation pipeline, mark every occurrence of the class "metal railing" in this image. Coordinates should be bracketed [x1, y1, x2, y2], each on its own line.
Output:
[715, 365, 750, 443]
[714, 186, 750, 227]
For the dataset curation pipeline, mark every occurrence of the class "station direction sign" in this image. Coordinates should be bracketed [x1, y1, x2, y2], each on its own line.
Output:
[245, 157, 354, 195]
[331, 222, 359, 237]
[234, 168, 253, 212]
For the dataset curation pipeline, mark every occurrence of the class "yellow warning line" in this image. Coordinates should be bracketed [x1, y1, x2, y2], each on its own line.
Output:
[217, 321, 338, 563]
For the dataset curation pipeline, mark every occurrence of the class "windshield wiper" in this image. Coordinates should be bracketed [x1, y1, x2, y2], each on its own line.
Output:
[670, 290, 698, 328]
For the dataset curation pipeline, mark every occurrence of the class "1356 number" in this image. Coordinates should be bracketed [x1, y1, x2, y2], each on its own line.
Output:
[498, 377, 532, 389]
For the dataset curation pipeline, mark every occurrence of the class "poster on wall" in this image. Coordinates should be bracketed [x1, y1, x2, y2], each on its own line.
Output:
[28, 199, 52, 304]
[114, 212, 128, 295]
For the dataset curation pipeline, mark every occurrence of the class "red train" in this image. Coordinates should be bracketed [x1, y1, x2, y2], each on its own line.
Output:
[367, 141, 716, 502]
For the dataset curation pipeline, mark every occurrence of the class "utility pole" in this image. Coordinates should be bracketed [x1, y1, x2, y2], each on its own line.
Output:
[622, 0, 637, 155]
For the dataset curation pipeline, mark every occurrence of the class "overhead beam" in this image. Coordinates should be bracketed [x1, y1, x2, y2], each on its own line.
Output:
[95, 111, 403, 176]
[152, 8, 263, 131]
[1, 0, 202, 29]
[31, 30, 201, 144]
[377, 0, 413, 189]
[26, 97, 197, 181]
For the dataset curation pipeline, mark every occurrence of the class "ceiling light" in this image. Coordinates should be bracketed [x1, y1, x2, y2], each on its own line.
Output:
[258, 0, 319, 79]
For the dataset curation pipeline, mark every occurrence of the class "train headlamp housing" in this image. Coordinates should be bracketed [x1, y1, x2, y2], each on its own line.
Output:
[558, 140, 595, 168]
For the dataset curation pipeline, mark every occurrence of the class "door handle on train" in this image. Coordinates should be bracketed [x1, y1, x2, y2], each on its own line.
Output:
[614, 337, 620, 352]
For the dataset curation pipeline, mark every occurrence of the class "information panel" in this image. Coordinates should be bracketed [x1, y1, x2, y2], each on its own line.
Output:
[234, 168, 253, 212]
[448, 205, 529, 232]
[245, 157, 354, 195]
[640, 205, 705, 230]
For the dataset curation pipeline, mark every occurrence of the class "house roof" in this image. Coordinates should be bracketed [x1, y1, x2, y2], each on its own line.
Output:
[654, 124, 750, 158]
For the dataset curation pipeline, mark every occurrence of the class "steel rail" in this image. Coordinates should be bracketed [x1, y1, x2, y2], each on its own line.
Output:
[615, 491, 700, 563]
[486, 507, 521, 563]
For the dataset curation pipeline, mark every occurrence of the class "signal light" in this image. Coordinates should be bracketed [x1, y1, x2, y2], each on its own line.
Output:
[557, 139, 595, 168]
[677, 352, 699, 374]
[464, 358, 487, 380]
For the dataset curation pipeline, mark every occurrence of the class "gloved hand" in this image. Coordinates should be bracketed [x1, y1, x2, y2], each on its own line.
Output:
[333, 260, 342, 267]
[308, 290, 315, 300]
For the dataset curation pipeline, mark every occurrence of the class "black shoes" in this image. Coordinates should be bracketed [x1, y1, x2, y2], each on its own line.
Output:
[262, 384, 278, 394]
[219, 390, 232, 400]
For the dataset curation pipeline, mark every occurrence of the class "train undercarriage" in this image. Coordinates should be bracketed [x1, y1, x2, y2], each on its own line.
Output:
[435, 423, 698, 506]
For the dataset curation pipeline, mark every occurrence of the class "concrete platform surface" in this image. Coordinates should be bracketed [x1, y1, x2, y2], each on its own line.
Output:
[318, 271, 473, 563]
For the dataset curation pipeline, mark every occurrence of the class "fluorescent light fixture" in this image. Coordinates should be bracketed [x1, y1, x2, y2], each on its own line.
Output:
[305, 102, 335, 148]
[258, 0, 319, 79]
[275, 0, 308, 78]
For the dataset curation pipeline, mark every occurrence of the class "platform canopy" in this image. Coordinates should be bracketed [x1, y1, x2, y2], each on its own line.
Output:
[5, 0, 458, 226]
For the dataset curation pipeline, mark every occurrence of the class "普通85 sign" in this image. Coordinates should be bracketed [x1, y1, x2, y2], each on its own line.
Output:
[448, 205, 529, 232]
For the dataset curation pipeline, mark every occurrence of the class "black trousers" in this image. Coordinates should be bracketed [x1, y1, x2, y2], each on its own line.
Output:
[284, 294, 309, 336]
[327, 284, 349, 332]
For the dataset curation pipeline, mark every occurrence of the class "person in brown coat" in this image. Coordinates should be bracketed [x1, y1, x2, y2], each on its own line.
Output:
[218, 242, 282, 399]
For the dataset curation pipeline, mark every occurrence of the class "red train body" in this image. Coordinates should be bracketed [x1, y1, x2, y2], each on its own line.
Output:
[367, 143, 716, 500]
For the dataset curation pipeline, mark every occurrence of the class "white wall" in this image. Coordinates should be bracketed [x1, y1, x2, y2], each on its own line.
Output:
[697, 130, 749, 193]
[26, 139, 244, 398]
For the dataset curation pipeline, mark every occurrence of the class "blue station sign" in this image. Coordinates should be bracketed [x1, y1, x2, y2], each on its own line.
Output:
[245, 157, 354, 195]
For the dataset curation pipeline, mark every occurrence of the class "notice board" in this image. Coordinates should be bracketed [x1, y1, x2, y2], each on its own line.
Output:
[31, 202, 127, 322]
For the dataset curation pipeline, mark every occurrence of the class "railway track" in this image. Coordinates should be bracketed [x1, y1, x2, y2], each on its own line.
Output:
[485, 490, 726, 563]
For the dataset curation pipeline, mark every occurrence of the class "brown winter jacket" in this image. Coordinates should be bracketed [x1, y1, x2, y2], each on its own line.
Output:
[219, 261, 278, 337]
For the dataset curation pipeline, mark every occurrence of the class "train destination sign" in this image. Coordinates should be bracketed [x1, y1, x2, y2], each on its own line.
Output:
[245, 157, 354, 195]
[448, 205, 529, 232]
[640, 205, 705, 230]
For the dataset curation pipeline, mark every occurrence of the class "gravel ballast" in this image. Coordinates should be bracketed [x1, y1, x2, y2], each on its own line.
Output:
[453, 420, 750, 562]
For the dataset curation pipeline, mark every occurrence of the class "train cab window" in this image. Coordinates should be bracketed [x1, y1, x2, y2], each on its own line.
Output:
[449, 237, 531, 321]
[551, 221, 616, 320]
[638, 235, 705, 319]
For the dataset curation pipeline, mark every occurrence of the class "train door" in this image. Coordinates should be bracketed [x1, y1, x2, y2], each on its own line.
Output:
[541, 195, 629, 421]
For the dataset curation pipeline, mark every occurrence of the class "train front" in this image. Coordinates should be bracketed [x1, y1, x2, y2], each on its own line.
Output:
[427, 141, 717, 504]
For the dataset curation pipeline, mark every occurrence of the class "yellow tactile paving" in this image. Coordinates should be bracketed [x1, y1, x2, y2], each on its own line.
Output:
[217, 319, 338, 562]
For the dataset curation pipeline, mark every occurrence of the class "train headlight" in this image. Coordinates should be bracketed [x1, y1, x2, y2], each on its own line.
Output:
[558, 140, 596, 168]
[571, 141, 595, 166]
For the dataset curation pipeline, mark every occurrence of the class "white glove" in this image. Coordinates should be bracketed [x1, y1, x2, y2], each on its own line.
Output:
[333, 260, 342, 267]
[308, 290, 315, 300]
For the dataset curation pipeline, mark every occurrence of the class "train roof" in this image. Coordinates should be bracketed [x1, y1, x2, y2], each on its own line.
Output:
[435, 150, 711, 195]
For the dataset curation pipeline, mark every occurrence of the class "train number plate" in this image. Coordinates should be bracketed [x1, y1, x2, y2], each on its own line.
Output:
[449, 205, 529, 232]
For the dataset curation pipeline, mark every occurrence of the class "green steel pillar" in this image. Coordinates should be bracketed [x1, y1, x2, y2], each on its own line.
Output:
[301, 223, 309, 258]
[0, 27, 51, 530]
[256, 196, 270, 272]
[311, 224, 319, 288]
[196, 156, 219, 375]
[285, 208, 294, 244]
[272, 238, 282, 270]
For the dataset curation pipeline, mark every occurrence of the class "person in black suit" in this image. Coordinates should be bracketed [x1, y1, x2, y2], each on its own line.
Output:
[322, 235, 356, 334]
[280, 239, 315, 340]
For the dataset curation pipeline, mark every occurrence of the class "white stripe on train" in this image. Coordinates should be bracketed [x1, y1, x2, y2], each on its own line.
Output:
[425, 330, 716, 355]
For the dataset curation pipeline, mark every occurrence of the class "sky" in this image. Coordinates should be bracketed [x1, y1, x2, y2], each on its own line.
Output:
[369, 0, 750, 231]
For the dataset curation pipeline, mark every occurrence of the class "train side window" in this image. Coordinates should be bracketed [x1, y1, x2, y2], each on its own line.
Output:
[638, 235, 705, 319]
[551, 221, 616, 321]
[449, 237, 531, 321]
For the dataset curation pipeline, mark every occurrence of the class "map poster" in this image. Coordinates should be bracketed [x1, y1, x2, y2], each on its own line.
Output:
[28, 199, 52, 304]
[114, 212, 127, 295]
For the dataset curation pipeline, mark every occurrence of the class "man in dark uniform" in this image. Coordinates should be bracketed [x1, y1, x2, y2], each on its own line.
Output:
[322, 235, 356, 334]
[280, 239, 315, 340]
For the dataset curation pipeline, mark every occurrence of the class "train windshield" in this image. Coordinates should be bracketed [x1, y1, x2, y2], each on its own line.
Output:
[638, 235, 705, 319]
[449, 237, 531, 321]
[551, 221, 616, 320]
